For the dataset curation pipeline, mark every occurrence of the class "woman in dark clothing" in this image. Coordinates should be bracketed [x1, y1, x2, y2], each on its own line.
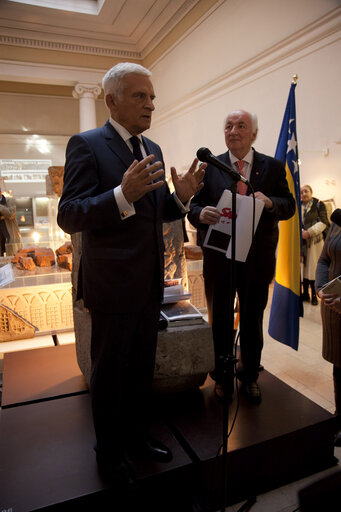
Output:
[315, 209, 341, 446]
[301, 184, 329, 305]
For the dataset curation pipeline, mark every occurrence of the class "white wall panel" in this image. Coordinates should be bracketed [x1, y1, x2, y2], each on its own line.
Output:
[149, 0, 340, 110]
[147, 0, 341, 206]
[0, 0, 340, 205]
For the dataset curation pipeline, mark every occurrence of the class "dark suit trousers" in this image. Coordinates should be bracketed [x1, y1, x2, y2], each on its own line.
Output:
[203, 247, 269, 384]
[89, 270, 161, 460]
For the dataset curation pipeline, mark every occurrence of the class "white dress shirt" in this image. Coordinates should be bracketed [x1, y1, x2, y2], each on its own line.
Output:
[109, 117, 189, 220]
[229, 148, 254, 182]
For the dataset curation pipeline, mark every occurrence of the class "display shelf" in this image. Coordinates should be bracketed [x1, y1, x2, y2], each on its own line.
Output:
[0, 256, 71, 288]
[0, 258, 73, 336]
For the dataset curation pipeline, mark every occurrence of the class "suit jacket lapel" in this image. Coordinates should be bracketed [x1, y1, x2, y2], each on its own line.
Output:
[218, 152, 235, 189]
[103, 121, 134, 172]
[250, 150, 265, 191]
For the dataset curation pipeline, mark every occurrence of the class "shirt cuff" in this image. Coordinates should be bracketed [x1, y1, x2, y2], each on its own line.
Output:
[114, 185, 136, 219]
[173, 192, 190, 213]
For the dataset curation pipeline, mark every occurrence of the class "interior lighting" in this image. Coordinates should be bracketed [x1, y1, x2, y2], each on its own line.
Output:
[25, 135, 51, 154]
[33, 231, 40, 243]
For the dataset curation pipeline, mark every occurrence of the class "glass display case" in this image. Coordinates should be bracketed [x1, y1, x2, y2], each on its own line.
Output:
[0, 248, 72, 339]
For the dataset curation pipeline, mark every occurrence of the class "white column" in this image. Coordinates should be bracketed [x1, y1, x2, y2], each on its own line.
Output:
[72, 83, 102, 132]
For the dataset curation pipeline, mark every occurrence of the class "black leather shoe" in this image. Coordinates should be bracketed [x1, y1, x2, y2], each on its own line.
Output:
[130, 435, 173, 463]
[311, 296, 318, 306]
[96, 454, 136, 485]
[241, 381, 262, 405]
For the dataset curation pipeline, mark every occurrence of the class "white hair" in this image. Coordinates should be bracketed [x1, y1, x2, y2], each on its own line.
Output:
[224, 110, 258, 135]
[102, 62, 152, 98]
[250, 112, 258, 134]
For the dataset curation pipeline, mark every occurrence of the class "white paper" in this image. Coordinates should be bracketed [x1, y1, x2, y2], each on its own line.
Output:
[203, 190, 264, 262]
[0, 263, 14, 288]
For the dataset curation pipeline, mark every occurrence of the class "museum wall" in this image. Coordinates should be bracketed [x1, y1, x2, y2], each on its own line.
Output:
[147, 0, 341, 208]
[0, 0, 339, 206]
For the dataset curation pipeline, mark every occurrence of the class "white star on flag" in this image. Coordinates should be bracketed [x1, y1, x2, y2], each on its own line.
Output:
[287, 132, 297, 154]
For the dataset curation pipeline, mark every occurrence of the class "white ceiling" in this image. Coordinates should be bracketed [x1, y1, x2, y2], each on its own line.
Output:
[0, 0, 207, 60]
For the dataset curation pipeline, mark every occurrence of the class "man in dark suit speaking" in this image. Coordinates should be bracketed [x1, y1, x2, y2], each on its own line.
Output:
[188, 110, 295, 405]
[57, 62, 205, 483]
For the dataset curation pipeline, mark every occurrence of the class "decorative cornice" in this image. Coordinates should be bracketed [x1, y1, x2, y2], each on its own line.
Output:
[145, 0, 225, 65]
[139, 0, 200, 58]
[0, 0, 217, 63]
[152, 6, 341, 127]
[0, 0, 201, 60]
[0, 35, 142, 59]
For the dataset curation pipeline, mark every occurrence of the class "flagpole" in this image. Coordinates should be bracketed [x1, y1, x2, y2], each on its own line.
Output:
[268, 75, 302, 350]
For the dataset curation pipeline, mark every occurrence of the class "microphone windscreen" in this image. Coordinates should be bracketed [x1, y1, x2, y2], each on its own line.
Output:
[330, 208, 341, 227]
[196, 147, 211, 162]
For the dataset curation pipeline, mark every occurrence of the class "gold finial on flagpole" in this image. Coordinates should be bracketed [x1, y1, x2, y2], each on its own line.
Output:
[292, 74, 298, 84]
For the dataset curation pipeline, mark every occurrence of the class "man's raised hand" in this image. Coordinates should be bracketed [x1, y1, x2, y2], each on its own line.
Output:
[171, 158, 206, 204]
[121, 154, 165, 203]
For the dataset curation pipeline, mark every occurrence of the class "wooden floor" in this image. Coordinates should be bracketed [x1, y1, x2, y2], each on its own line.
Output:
[0, 344, 338, 512]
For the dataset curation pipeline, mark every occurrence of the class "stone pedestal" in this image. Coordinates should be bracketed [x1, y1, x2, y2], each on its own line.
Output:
[71, 222, 213, 393]
[73, 301, 213, 392]
[153, 322, 213, 393]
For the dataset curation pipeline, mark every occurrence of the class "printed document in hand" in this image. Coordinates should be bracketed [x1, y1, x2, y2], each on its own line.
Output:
[321, 275, 341, 295]
[203, 190, 264, 262]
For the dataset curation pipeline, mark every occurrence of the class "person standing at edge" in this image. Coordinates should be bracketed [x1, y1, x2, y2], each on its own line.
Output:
[0, 188, 22, 256]
[57, 62, 205, 484]
[188, 109, 295, 405]
[301, 184, 329, 305]
[315, 209, 341, 446]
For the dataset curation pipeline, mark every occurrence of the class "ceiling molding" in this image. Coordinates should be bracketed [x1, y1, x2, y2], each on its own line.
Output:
[144, 0, 224, 67]
[0, 3, 339, 102]
[0, 35, 142, 59]
[151, 6, 341, 127]
[0, 0, 213, 60]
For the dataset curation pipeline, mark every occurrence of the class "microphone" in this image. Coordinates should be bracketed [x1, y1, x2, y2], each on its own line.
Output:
[331, 208, 341, 227]
[196, 147, 249, 184]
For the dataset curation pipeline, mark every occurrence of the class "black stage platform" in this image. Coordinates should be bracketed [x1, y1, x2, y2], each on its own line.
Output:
[0, 345, 338, 512]
[1, 344, 88, 408]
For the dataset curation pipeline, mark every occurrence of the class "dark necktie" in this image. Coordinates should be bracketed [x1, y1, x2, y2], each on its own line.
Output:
[130, 136, 144, 161]
[129, 135, 155, 205]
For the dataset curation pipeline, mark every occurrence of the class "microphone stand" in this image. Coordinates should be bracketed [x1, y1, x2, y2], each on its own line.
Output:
[220, 177, 238, 512]
[196, 148, 256, 511]
[220, 180, 256, 512]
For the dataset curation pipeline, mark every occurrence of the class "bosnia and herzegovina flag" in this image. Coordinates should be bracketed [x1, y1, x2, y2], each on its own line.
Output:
[268, 80, 303, 350]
